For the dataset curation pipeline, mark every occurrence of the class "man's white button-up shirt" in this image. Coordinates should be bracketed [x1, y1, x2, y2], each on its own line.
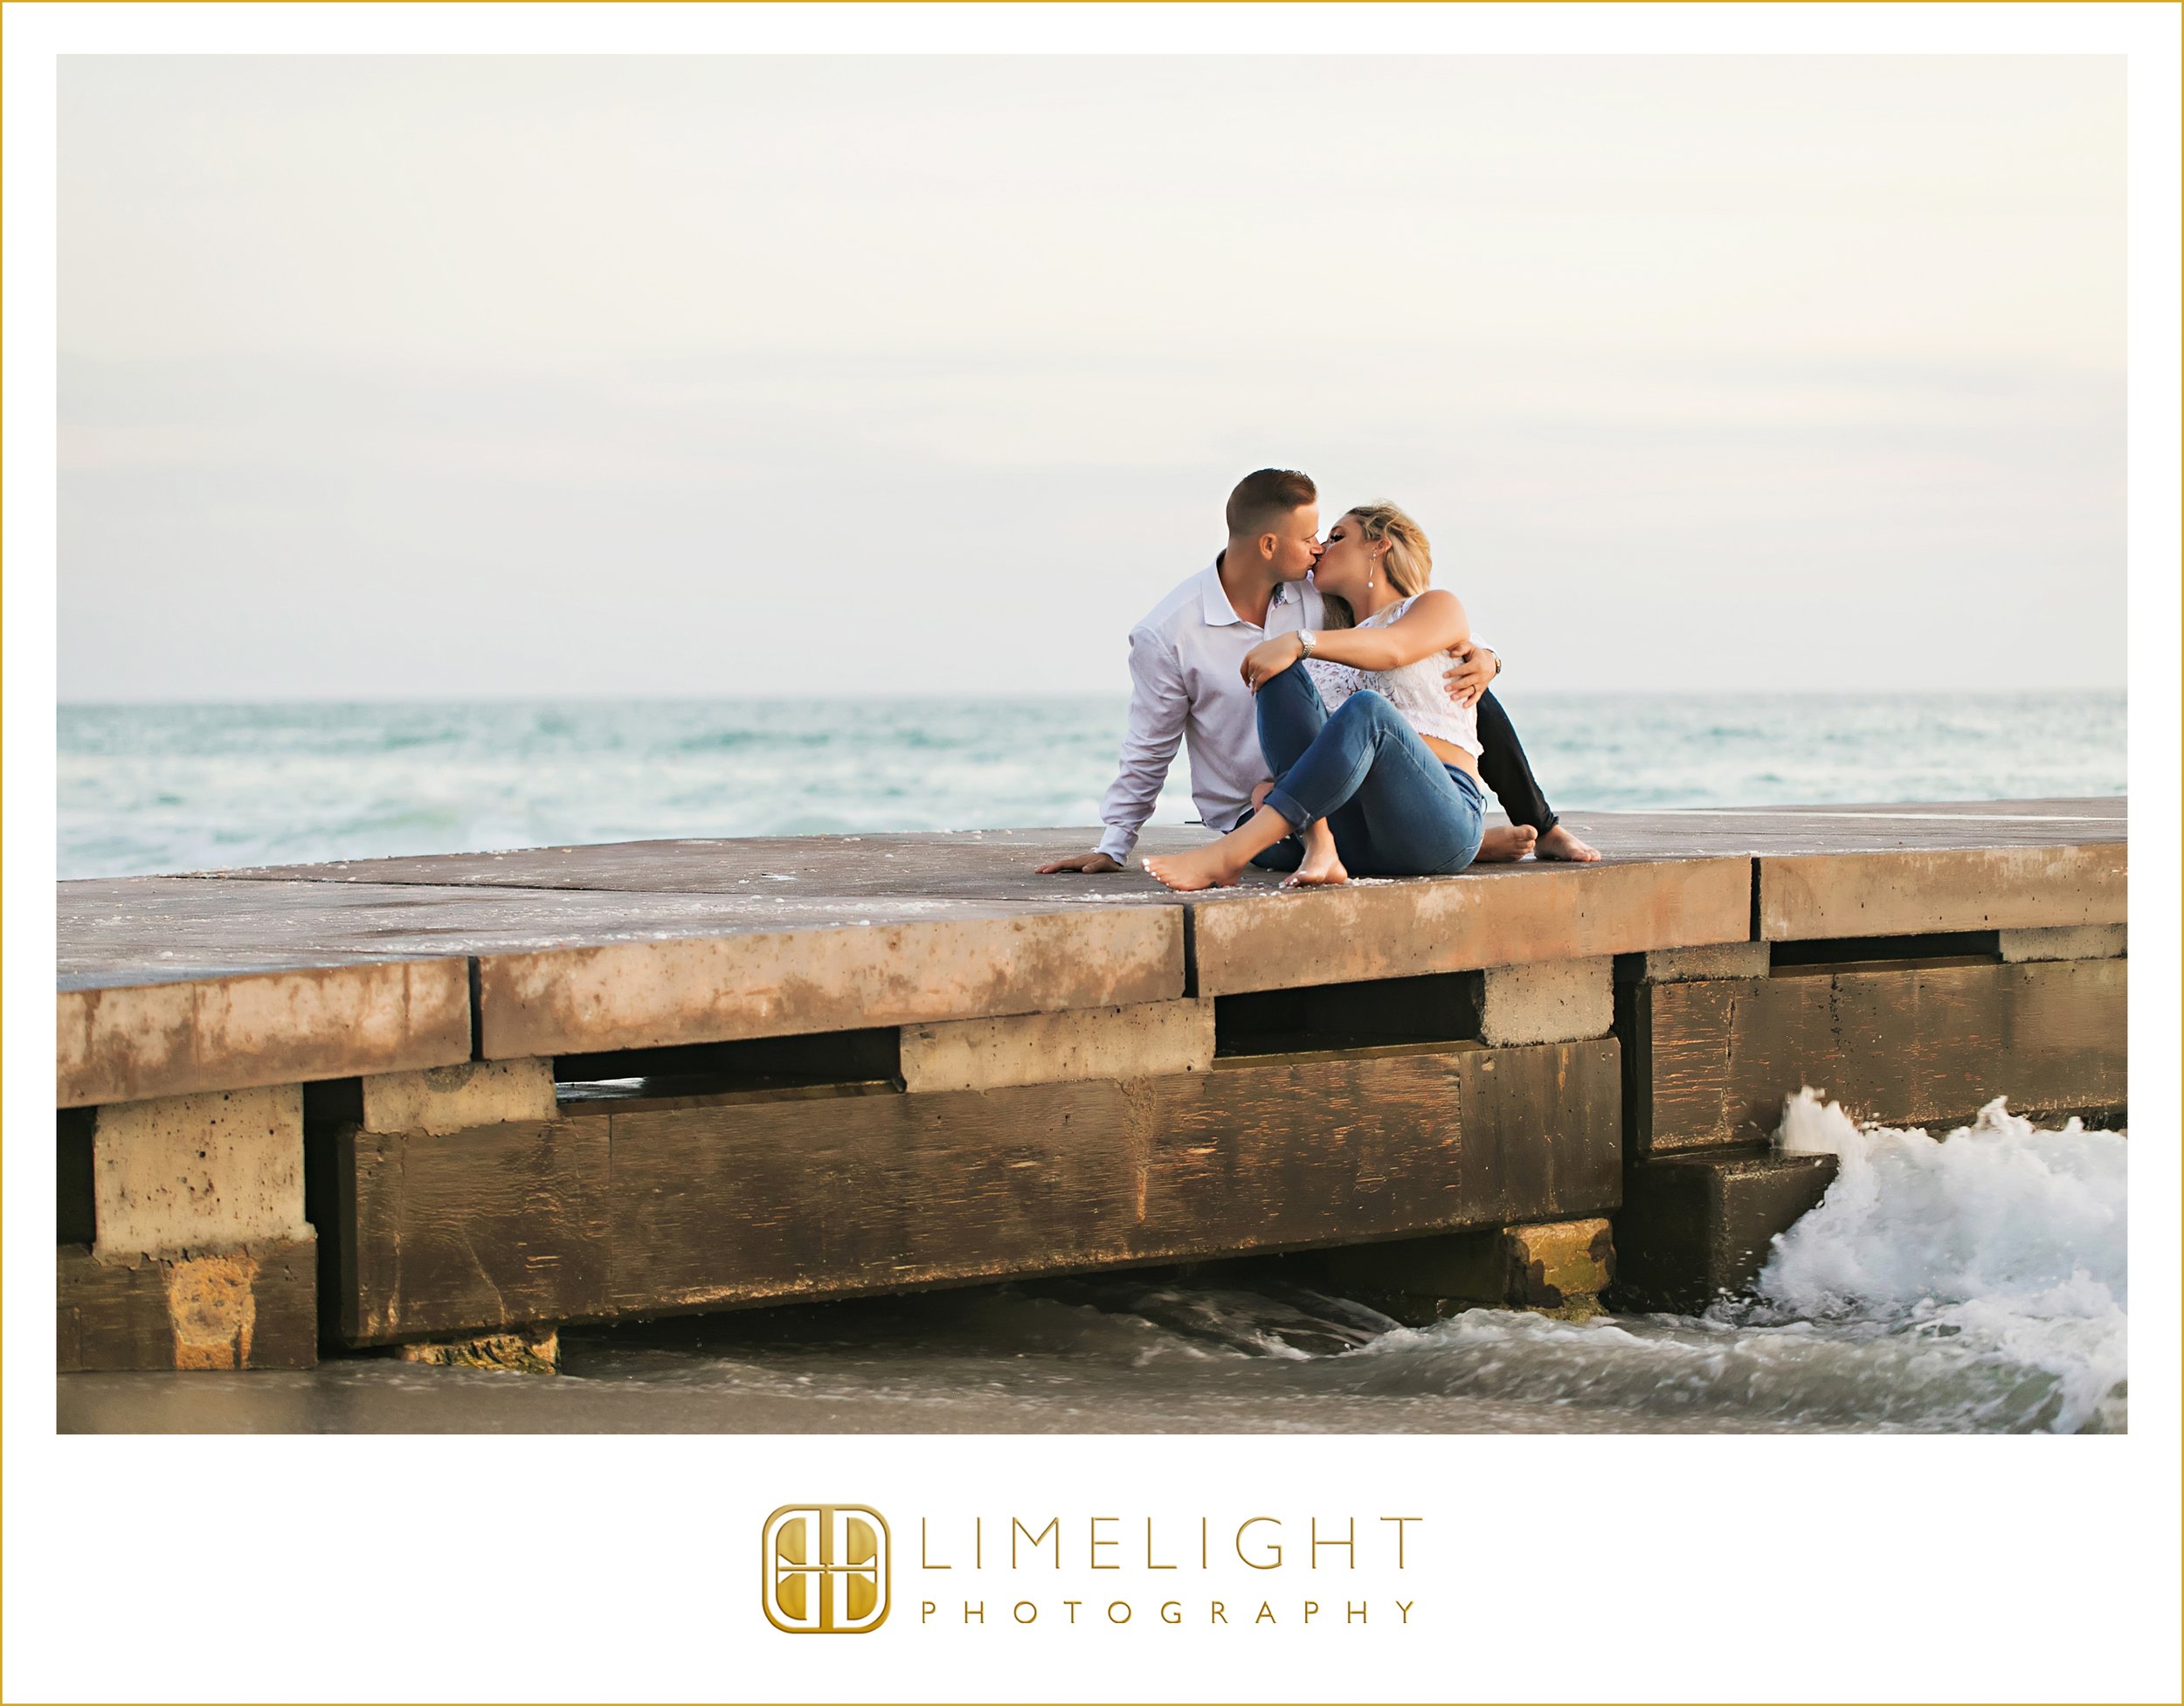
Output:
[1095, 561, 1324, 863]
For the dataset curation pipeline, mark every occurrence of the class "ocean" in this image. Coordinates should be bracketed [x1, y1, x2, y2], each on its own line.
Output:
[58, 691, 2125, 879]
[56, 691, 2128, 1433]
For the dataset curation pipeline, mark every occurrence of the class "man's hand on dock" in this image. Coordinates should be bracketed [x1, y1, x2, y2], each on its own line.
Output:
[1036, 852, 1124, 874]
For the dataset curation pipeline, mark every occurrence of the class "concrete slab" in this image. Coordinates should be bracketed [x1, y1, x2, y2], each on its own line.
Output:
[1999, 924, 2128, 964]
[59, 959, 472, 1109]
[1758, 843, 2126, 940]
[57, 801, 2125, 1100]
[1188, 857, 1752, 997]
[92, 1086, 309, 1260]
[361, 1060, 559, 1135]
[1477, 957, 1614, 1046]
[1629, 942, 1773, 984]
[59, 872, 1174, 983]
[901, 998, 1214, 1094]
[475, 908, 1185, 1059]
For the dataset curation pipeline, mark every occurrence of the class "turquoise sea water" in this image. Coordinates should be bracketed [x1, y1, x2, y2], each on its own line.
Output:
[55, 691, 2129, 1433]
[58, 690, 2125, 878]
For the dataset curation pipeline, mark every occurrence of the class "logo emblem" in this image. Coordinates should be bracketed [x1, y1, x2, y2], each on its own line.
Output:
[762, 1505, 890, 1633]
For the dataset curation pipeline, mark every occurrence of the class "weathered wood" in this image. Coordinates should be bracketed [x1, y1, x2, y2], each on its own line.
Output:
[338, 1119, 611, 1344]
[58, 959, 471, 1109]
[57, 1239, 317, 1371]
[1623, 958, 2126, 1156]
[1189, 857, 1752, 997]
[330, 1040, 1621, 1344]
[1758, 844, 2126, 941]
[1613, 1149, 1840, 1310]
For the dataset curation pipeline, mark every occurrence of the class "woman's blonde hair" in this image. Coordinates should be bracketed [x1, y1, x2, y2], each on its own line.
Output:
[1320, 501, 1434, 628]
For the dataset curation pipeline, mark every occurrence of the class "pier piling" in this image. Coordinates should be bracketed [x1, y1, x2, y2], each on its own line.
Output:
[56, 800, 2125, 1368]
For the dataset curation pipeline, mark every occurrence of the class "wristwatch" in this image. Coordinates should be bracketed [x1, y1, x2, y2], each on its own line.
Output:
[1297, 630, 1317, 660]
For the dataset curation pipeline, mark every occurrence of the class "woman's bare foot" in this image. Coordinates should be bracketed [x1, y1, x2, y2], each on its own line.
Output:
[1143, 843, 1250, 892]
[1474, 824, 1538, 863]
[1538, 824, 1601, 862]
[1282, 841, 1348, 888]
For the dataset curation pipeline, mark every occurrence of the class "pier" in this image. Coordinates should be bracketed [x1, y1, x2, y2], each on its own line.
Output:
[55, 799, 2126, 1371]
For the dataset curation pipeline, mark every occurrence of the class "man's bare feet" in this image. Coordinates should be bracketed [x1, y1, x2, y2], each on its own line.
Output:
[1475, 824, 1538, 864]
[1142, 844, 1249, 893]
[1538, 824, 1601, 862]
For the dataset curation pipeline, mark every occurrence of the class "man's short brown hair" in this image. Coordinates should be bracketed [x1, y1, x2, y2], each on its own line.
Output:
[1225, 468, 1317, 538]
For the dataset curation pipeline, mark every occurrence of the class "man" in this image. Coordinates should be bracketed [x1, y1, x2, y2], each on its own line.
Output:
[1036, 467, 1597, 875]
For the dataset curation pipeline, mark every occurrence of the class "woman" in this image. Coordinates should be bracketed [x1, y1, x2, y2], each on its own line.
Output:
[1143, 502, 1485, 891]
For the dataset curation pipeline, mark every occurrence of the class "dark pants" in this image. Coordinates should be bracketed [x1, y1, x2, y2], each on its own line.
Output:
[1474, 687, 1559, 835]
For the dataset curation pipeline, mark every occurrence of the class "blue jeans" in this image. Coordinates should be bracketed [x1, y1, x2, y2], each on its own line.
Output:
[1251, 663, 1486, 877]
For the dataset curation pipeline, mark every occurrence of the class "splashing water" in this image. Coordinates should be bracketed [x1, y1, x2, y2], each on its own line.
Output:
[1750, 1089, 2127, 1432]
[64, 1091, 2127, 1435]
[1340, 1091, 2128, 1433]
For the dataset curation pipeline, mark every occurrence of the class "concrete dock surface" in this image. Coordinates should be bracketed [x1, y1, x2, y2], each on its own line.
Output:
[59, 800, 2125, 1107]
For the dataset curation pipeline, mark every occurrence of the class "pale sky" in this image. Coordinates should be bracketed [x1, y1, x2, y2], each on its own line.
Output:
[59, 55, 2125, 700]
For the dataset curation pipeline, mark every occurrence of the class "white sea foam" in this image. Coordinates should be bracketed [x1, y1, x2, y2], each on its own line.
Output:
[1751, 1089, 2127, 1433]
[1303, 1090, 2131, 1433]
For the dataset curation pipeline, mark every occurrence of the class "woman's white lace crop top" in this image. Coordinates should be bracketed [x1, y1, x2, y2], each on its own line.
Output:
[1303, 595, 1482, 756]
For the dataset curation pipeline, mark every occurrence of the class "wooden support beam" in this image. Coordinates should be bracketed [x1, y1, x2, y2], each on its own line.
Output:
[58, 1239, 318, 1371]
[1613, 1150, 1838, 1311]
[326, 1039, 1622, 1345]
[1620, 957, 2125, 1157]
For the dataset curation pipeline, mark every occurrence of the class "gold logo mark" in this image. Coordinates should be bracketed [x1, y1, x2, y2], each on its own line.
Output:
[763, 1505, 891, 1634]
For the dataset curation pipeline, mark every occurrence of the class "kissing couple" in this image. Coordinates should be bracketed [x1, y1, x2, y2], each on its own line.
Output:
[1038, 467, 1598, 890]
